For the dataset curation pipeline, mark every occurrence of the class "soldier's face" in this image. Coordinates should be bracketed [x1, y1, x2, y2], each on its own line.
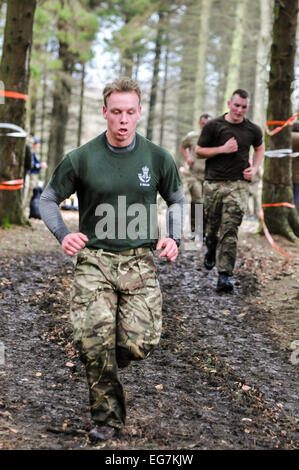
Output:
[103, 91, 141, 147]
[227, 94, 249, 123]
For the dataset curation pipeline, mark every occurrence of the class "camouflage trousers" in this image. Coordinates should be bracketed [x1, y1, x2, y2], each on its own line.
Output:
[184, 177, 204, 232]
[204, 180, 249, 275]
[70, 247, 162, 428]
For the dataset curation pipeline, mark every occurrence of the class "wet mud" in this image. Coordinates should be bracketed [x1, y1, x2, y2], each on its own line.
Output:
[0, 227, 298, 450]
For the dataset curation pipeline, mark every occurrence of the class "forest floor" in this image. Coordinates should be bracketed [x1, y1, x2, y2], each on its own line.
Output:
[0, 211, 298, 453]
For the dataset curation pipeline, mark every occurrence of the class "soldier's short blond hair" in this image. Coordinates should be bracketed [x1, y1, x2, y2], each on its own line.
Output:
[103, 77, 141, 106]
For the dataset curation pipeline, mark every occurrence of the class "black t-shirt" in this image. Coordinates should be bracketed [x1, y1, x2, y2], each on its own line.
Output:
[198, 114, 263, 181]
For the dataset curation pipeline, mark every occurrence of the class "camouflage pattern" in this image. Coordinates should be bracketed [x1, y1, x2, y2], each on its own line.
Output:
[182, 168, 204, 204]
[70, 247, 162, 428]
[181, 131, 205, 231]
[203, 180, 249, 275]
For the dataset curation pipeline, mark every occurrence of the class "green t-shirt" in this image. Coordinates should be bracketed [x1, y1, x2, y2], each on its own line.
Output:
[50, 132, 182, 251]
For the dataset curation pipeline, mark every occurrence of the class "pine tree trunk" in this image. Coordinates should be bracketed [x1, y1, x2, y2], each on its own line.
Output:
[40, 71, 48, 162]
[29, 79, 38, 137]
[193, 0, 212, 127]
[175, 0, 199, 158]
[253, 0, 273, 128]
[0, 0, 36, 226]
[262, 0, 299, 242]
[223, 0, 248, 111]
[146, 13, 163, 142]
[45, 39, 74, 182]
[77, 63, 85, 148]
[159, 39, 169, 147]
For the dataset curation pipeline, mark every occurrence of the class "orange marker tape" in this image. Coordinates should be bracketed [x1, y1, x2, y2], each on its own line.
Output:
[0, 179, 24, 190]
[262, 202, 295, 209]
[260, 203, 296, 258]
[266, 114, 299, 136]
[0, 90, 28, 101]
[266, 121, 286, 125]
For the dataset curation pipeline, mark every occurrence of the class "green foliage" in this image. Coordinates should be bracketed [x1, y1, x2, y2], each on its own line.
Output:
[2, 215, 12, 229]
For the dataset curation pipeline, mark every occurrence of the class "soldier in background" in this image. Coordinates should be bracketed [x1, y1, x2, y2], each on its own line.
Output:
[195, 89, 264, 293]
[180, 113, 212, 239]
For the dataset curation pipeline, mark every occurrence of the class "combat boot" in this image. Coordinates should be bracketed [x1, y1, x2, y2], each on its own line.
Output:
[89, 425, 118, 442]
[204, 247, 216, 270]
[216, 273, 233, 293]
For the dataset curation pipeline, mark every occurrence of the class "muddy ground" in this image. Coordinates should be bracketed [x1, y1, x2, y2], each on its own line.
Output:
[0, 212, 298, 451]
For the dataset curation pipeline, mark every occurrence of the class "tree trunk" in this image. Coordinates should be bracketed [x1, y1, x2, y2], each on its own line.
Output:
[159, 38, 169, 147]
[77, 62, 85, 148]
[262, 0, 299, 242]
[45, 38, 74, 182]
[175, 0, 199, 158]
[193, 0, 212, 127]
[146, 12, 163, 142]
[39, 70, 48, 162]
[0, 0, 36, 226]
[253, 0, 273, 128]
[29, 78, 38, 137]
[222, 0, 248, 111]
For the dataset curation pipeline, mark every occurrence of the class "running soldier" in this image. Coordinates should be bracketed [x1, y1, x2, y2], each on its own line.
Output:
[195, 89, 264, 292]
[40, 77, 185, 441]
[180, 113, 212, 239]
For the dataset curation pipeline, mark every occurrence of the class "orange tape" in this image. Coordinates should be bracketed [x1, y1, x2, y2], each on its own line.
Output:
[266, 121, 286, 125]
[260, 203, 296, 258]
[262, 202, 295, 209]
[266, 114, 299, 136]
[0, 90, 28, 101]
[0, 179, 24, 190]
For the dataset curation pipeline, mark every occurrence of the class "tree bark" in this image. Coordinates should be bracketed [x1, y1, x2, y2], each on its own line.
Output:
[39, 70, 48, 162]
[159, 38, 169, 147]
[0, 0, 36, 226]
[45, 24, 74, 182]
[175, 0, 199, 158]
[262, 0, 299, 242]
[193, 0, 212, 127]
[253, 0, 273, 128]
[146, 12, 164, 142]
[77, 62, 85, 148]
[222, 0, 248, 111]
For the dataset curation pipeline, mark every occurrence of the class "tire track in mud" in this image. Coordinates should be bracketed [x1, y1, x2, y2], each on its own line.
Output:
[0, 249, 298, 450]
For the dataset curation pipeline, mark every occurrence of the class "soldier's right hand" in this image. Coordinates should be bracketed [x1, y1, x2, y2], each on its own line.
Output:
[61, 232, 89, 256]
[222, 137, 238, 154]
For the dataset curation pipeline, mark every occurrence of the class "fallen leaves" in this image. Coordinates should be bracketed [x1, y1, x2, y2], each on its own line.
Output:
[155, 384, 163, 391]
[222, 309, 230, 315]
[0, 278, 12, 286]
[65, 362, 74, 368]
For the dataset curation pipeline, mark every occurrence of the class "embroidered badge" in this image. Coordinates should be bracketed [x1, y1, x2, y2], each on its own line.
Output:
[138, 166, 151, 186]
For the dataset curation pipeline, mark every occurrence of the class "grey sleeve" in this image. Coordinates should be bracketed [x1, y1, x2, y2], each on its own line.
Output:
[39, 183, 71, 244]
[164, 186, 185, 241]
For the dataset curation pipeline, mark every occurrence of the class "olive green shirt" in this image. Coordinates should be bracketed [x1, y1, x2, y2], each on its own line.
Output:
[50, 132, 182, 251]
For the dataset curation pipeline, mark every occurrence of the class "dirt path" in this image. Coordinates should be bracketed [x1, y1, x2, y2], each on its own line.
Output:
[0, 213, 298, 450]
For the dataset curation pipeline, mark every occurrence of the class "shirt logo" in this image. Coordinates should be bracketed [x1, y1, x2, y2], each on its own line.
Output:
[138, 166, 151, 186]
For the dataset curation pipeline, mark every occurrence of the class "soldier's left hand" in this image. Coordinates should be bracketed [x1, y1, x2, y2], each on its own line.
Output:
[243, 166, 256, 181]
[156, 238, 178, 262]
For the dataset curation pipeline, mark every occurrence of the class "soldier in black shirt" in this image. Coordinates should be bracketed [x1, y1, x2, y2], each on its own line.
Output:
[195, 89, 264, 292]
